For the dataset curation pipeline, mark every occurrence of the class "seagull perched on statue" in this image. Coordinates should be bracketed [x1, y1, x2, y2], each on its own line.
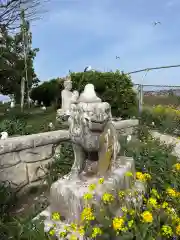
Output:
[84, 66, 92, 72]
[153, 21, 161, 26]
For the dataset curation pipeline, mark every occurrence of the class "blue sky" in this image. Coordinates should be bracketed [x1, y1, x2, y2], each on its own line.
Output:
[30, 0, 180, 86]
[2, 0, 180, 101]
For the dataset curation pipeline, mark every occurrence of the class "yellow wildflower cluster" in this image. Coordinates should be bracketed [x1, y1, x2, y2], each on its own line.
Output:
[88, 183, 96, 191]
[147, 197, 158, 208]
[83, 192, 93, 200]
[161, 225, 173, 237]
[166, 188, 179, 198]
[125, 171, 133, 177]
[48, 173, 180, 239]
[136, 172, 151, 182]
[112, 217, 124, 231]
[81, 207, 95, 221]
[176, 225, 180, 236]
[52, 212, 60, 221]
[91, 227, 102, 238]
[153, 104, 180, 116]
[173, 163, 180, 171]
[102, 192, 114, 204]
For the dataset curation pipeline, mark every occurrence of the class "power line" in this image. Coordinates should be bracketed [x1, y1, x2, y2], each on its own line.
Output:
[126, 64, 180, 75]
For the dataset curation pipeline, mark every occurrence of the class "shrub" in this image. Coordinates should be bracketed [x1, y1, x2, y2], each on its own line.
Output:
[30, 79, 63, 107]
[47, 130, 180, 240]
[45, 143, 74, 186]
[0, 118, 27, 135]
[141, 105, 180, 135]
[71, 70, 138, 118]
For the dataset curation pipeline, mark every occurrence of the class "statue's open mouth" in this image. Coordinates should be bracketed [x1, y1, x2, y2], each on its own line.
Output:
[85, 118, 108, 132]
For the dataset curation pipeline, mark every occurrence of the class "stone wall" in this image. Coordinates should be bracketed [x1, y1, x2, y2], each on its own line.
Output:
[113, 119, 139, 136]
[0, 130, 69, 193]
[0, 119, 138, 193]
[151, 131, 180, 161]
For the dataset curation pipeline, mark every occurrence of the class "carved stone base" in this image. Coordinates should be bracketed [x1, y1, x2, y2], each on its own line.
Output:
[48, 157, 135, 224]
[34, 178, 145, 240]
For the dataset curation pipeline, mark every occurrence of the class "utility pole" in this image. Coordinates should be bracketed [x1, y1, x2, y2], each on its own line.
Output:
[20, 9, 29, 111]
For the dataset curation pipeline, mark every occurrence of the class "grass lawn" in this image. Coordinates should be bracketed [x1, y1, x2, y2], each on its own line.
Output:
[0, 104, 64, 135]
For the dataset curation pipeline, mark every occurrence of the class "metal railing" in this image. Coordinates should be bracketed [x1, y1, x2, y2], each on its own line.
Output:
[133, 84, 180, 113]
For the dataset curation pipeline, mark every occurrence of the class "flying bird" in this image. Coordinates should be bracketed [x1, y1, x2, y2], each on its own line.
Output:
[84, 66, 92, 72]
[153, 21, 161, 26]
[116, 56, 120, 59]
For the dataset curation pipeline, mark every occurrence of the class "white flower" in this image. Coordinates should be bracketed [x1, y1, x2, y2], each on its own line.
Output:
[127, 135, 132, 142]
[1, 132, 8, 140]
[44, 220, 54, 232]
[48, 122, 54, 128]
[152, 122, 155, 126]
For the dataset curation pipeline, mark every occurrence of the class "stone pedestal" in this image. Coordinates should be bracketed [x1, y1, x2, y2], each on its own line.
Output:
[49, 156, 135, 224]
[35, 157, 145, 240]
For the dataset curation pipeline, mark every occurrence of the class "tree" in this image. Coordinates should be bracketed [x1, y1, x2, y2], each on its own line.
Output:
[31, 79, 63, 107]
[0, 21, 39, 103]
[0, 0, 47, 30]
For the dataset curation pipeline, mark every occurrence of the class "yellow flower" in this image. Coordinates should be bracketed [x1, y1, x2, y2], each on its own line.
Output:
[173, 163, 180, 171]
[136, 172, 146, 182]
[162, 202, 168, 209]
[144, 173, 151, 181]
[91, 227, 102, 238]
[83, 192, 93, 200]
[151, 188, 160, 199]
[81, 207, 95, 221]
[70, 223, 77, 231]
[102, 193, 114, 204]
[161, 225, 173, 237]
[128, 220, 134, 228]
[112, 217, 124, 231]
[49, 229, 55, 236]
[141, 211, 153, 223]
[121, 206, 128, 213]
[176, 225, 180, 236]
[125, 171, 133, 177]
[52, 212, 60, 221]
[147, 197, 158, 208]
[118, 191, 125, 198]
[69, 234, 78, 240]
[98, 178, 104, 184]
[129, 209, 135, 216]
[88, 183, 96, 191]
[59, 231, 67, 238]
[78, 226, 85, 236]
[166, 188, 177, 197]
[166, 207, 176, 214]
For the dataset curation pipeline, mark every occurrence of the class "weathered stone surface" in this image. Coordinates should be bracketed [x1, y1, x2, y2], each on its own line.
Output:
[50, 157, 135, 224]
[113, 119, 139, 130]
[19, 144, 53, 163]
[151, 130, 180, 160]
[27, 158, 53, 182]
[118, 126, 134, 136]
[0, 162, 28, 189]
[0, 152, 21, 168]
[0, 130, 69, 155]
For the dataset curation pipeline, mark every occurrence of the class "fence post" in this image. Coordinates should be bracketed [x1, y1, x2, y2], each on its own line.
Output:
[138, 84, 143, 121]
